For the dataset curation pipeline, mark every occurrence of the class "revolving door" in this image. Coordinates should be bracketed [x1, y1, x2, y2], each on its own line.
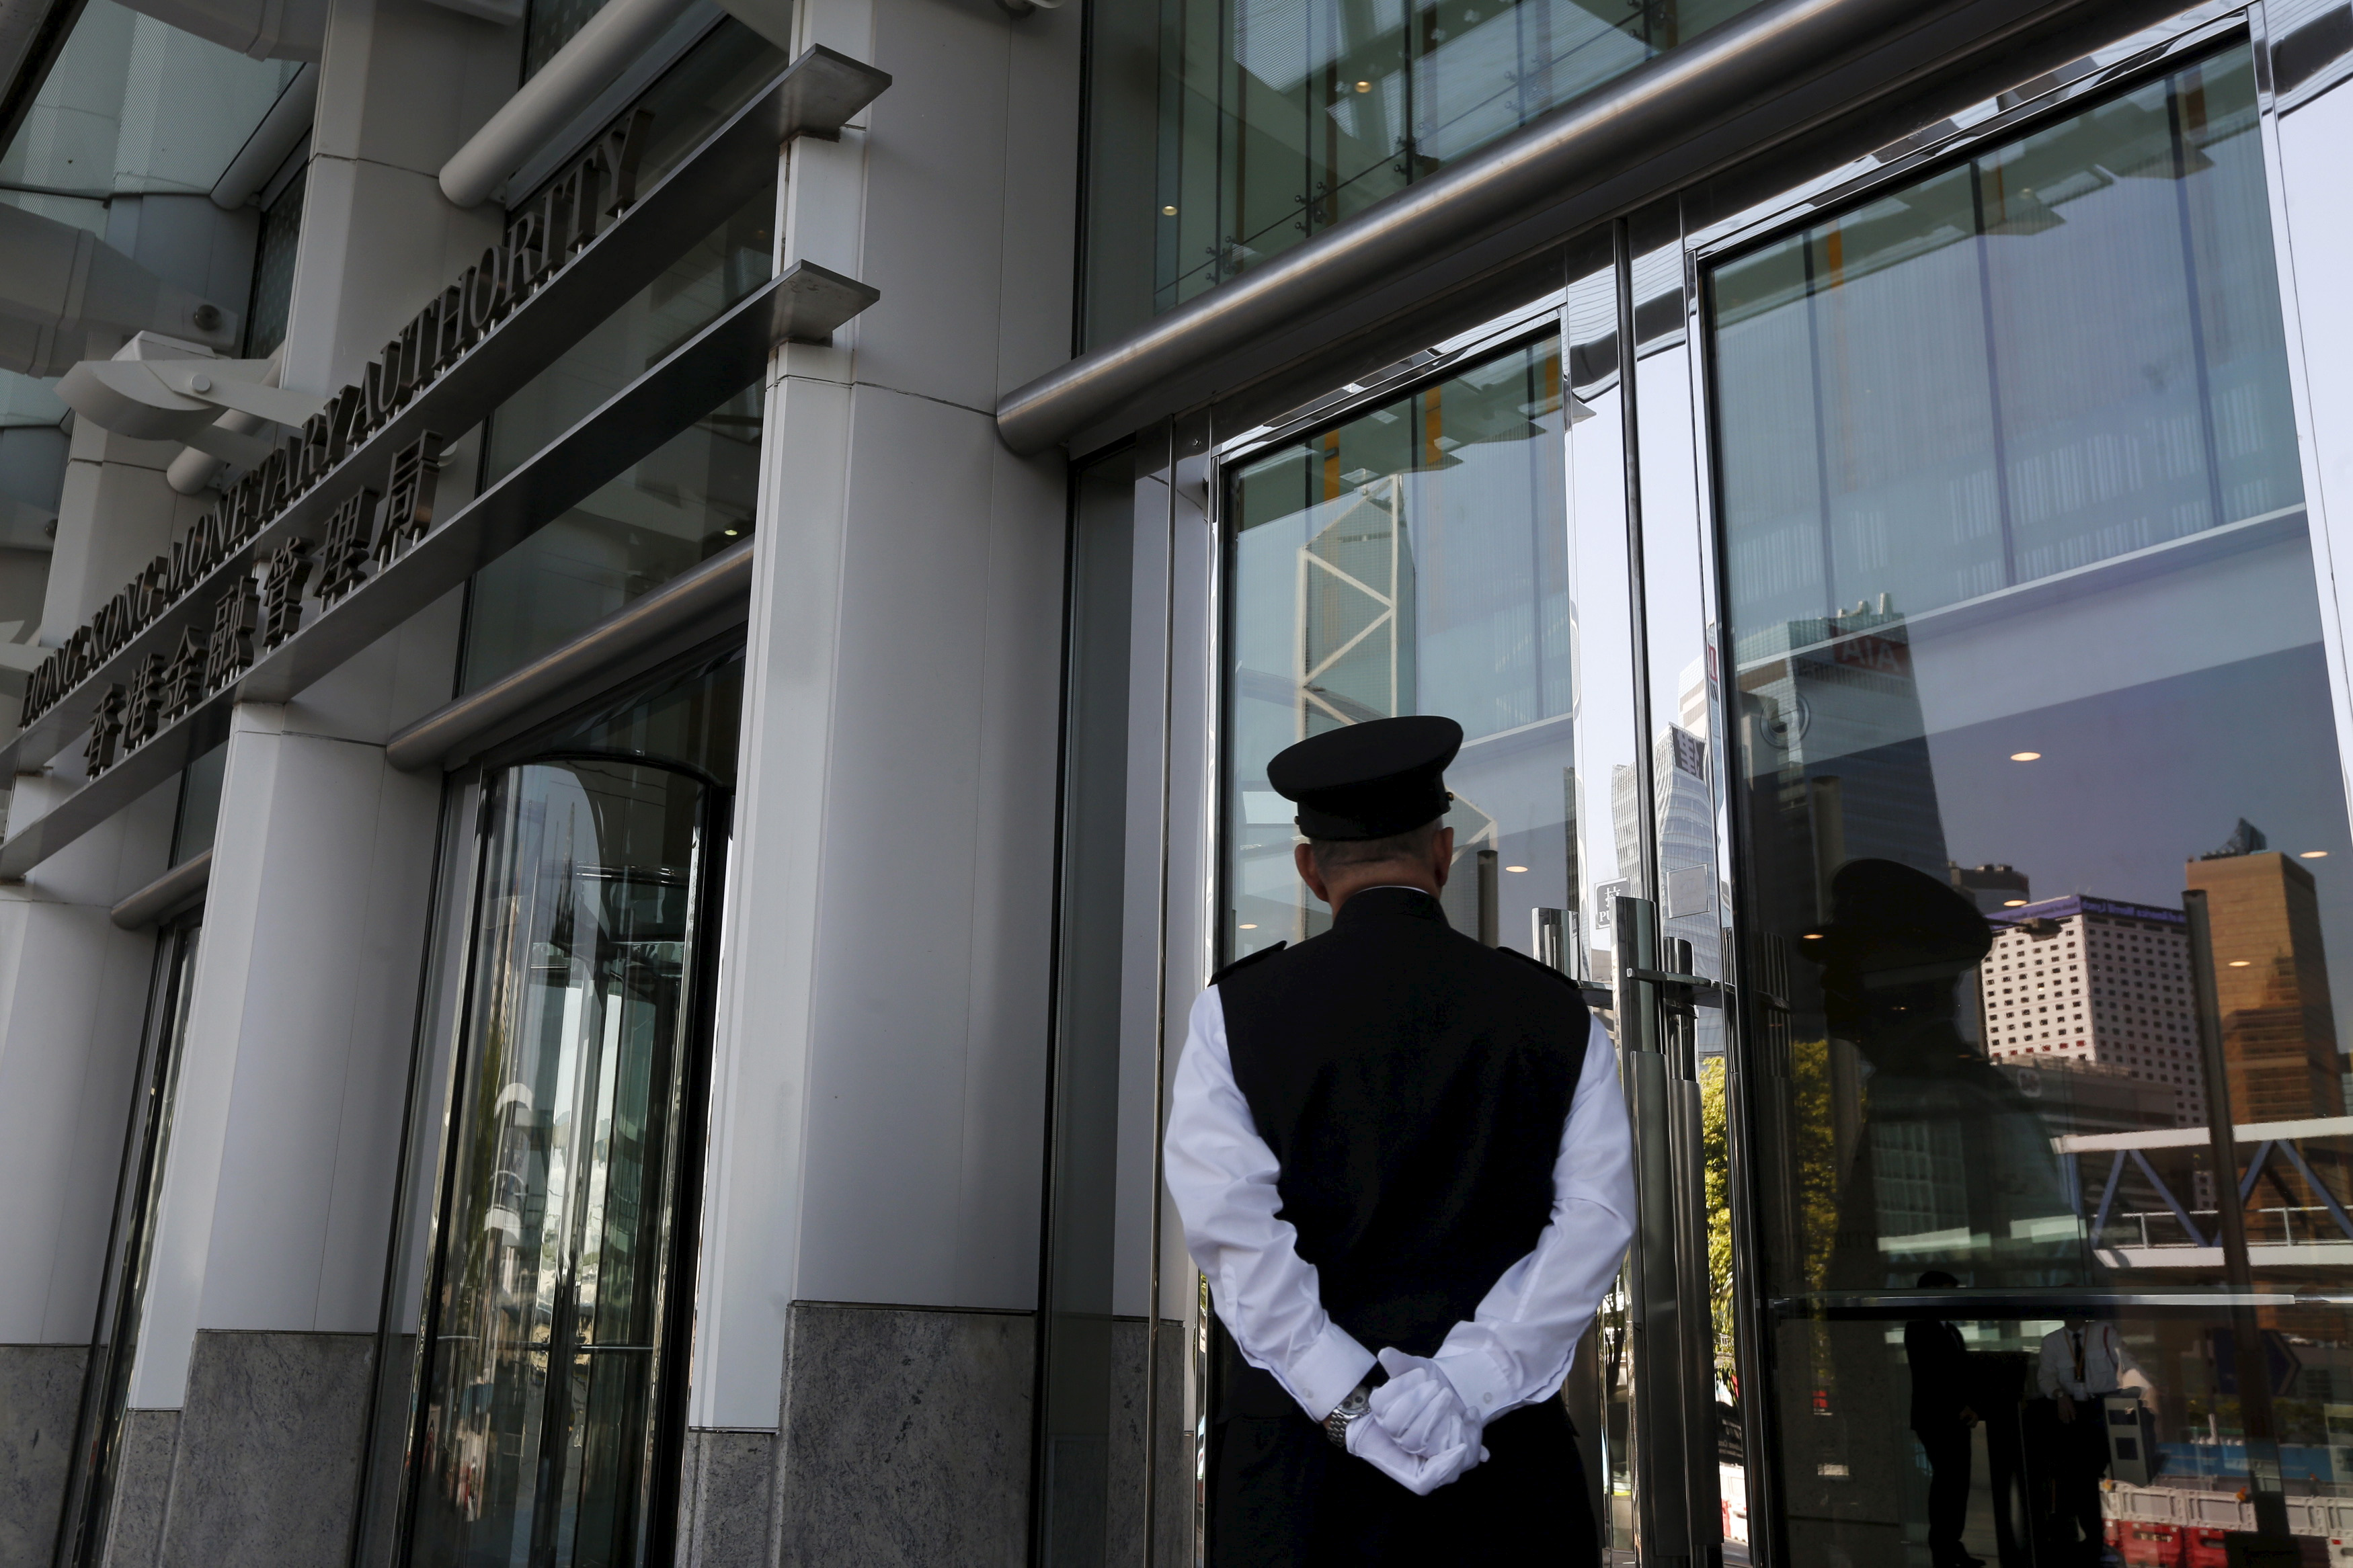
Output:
[402, 757, 721, 1568]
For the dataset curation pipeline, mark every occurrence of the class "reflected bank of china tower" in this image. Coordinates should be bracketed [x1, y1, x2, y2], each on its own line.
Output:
[3, 0, 2353, 1559]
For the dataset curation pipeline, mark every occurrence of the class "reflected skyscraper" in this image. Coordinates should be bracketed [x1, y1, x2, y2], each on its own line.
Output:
[1950, 862, 2032, 915]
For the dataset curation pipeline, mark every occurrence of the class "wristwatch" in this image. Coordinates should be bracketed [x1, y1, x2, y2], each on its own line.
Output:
[1324, 1377, 1375, 1450]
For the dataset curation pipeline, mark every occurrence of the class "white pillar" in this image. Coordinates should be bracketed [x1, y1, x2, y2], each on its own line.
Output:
[680, 0, 1077, 1557]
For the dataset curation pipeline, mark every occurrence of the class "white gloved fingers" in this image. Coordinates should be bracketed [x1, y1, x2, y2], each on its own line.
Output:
[1347, 1407, 1485, 1496]
[1369, 1349, 1478, 1459]
[1368, 1370, 1455, 1456]
[1376, 1380, 1466, 1458]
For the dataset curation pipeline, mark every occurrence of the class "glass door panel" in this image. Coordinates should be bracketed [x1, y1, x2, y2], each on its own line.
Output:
[407, 758, 712, 1568]
[1708, 42, 2353, 1565]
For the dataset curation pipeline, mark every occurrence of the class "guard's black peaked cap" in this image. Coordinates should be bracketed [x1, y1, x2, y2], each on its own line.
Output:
[1801, 857, 1992, 975]
[1266, 714, 1463, 841]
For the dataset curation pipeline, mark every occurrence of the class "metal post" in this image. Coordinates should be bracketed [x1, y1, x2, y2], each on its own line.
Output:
[1617, 893, 1691, 1565]
[2184, 888, 2291, 1542]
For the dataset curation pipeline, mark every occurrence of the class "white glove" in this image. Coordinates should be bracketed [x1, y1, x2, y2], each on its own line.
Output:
[1369, 1347, 1481, 1460]
[1345, 1398, 1487, 1495]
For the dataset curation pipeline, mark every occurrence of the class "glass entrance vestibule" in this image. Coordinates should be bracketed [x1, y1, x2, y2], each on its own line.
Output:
[1049, 11, 2353, 1564]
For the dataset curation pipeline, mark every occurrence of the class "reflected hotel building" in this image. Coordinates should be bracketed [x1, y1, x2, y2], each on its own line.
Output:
[5, 0, 2353, 1561]
[1981, 895, 2206, 1126]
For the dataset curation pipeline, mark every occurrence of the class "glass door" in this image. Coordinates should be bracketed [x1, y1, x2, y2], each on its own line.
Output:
[1218, 329, 1610, 1546]
[403, 757, 718, 1568]
[1706, 39, 2353, 1565]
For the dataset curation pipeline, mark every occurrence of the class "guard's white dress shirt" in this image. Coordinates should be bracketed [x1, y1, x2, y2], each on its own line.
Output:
[2036, 1322, 2151, 1400]
[1164, 983, 1636, 1424]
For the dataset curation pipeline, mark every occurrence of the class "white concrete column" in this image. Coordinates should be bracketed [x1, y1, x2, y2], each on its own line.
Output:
[689, 0, 1078, 1439]
[0, 390, 214, 1359]
[118, 0, 511, 1433]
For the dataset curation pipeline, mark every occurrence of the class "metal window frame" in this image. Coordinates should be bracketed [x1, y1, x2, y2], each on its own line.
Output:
[1683, 1, 2252, 263]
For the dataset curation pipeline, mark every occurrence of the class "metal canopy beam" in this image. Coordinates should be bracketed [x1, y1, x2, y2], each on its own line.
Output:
[993, 0, 2151, 454]
[0, 268, 815, 878]
[385, 535, 752, 772]
[0, 54, 813, 783]
[110, 848, 211, 928]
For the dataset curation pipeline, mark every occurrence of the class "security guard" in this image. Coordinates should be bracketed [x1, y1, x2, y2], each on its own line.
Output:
[1164, 714, 1635, 1566]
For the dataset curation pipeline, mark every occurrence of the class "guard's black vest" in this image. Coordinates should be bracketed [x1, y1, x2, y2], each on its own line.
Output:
[1213, 886, 1591, 1415]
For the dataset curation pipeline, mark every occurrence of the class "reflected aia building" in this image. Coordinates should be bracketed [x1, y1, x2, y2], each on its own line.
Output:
[2189, 827, 2347, 1125]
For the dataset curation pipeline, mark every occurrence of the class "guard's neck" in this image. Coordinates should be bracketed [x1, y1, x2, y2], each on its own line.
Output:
[1326, 876, 1441, 916]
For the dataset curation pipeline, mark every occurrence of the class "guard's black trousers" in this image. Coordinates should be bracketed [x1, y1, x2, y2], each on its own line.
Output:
[1915, 1423, 1972, 1566]
[1207, 1400, 1598, 1567]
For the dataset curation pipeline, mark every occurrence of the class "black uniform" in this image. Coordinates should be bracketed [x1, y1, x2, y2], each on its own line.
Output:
[1207, 885, 1599, 1567]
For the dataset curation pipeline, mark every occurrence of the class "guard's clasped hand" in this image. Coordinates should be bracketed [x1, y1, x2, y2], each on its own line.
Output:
[1346, 1348, 1488, 1494]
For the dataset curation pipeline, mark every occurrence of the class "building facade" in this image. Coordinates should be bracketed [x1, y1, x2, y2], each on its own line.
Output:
[2, 0, 2353, 1563]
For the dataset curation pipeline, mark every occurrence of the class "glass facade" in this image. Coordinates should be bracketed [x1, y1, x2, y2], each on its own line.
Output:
[461, 20, 782, 692]
[1143, 24, 2353, 1562]
[1710, 41, 2353, 1563]
[524, 0, 609, 80]
[1081, 0, 1765, 343]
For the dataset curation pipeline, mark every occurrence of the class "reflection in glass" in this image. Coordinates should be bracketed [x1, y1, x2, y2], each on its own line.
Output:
[1082, 0, 1761, 340]
[1710, 44, 2353, 1563]
[460, 163, 770, 692]
[463, 386, 762, 692]
[405, 759, 713, 1568]
[1227, 335, 1572, 952]
[54, 919, 201, 1568]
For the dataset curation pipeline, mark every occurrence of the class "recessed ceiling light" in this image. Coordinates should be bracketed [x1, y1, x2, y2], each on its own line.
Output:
[2229, 959, 2251, 967]
[2003, 899, 2027, 907]
[2303, 850, 2329, 859]
[1238, 923, 1258, 930]
[2011, 751, 2042, 761]
[1505, 864, 1528, 873]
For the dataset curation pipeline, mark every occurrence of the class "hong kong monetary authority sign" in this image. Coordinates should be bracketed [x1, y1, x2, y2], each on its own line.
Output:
[24, 112, 651, 780]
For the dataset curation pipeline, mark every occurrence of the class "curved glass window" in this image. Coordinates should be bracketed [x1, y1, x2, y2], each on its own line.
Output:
[405, 757, 717, 1568]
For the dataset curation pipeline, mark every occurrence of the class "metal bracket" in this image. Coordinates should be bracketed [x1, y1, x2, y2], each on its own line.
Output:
[777, 44, 893, 141]
[767, 259, 881, 343]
